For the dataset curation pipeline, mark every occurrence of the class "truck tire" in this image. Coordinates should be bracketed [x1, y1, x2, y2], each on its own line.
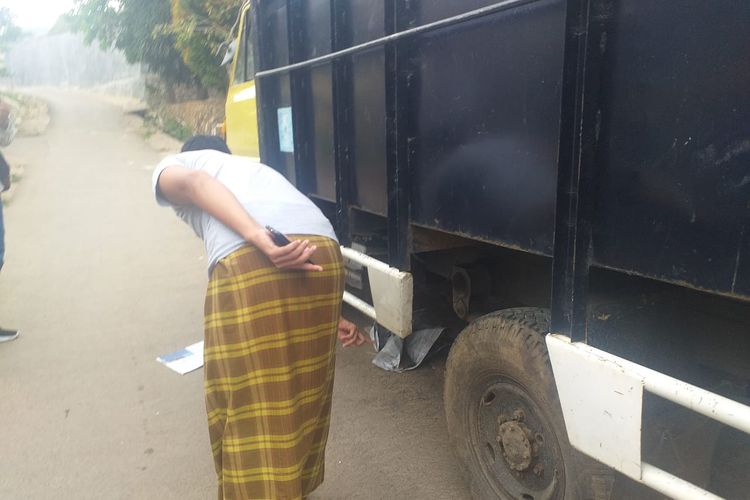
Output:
[445, 308, 613, 500]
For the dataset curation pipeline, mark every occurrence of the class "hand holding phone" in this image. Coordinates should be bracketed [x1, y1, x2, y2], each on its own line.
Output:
[264, 226, 320, 269]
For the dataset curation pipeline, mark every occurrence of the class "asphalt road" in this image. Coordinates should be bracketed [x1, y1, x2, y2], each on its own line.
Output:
[0, 89, 471, 500]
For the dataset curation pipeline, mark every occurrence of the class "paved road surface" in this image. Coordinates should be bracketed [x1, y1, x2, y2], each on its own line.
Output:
[0, 90, 471, 500]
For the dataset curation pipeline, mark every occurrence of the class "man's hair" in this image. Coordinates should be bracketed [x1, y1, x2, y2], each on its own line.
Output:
[181, 135, 232, 154]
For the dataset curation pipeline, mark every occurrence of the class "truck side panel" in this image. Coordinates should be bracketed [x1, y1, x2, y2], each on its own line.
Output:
[301, 1, 336, 202]
[410, 0, 565, 254]
[254, 0, 750, 301]
[257, 0, 295, 182]
[594, 0, 750, 297]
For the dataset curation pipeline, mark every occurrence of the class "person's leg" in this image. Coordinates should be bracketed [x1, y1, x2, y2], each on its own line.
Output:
[0, 150, 8, 272]
[0, 197, 5, 272]
[0, 198, 18, 343]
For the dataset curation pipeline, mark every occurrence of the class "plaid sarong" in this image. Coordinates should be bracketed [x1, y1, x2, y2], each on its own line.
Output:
[203, 236, 344, 500]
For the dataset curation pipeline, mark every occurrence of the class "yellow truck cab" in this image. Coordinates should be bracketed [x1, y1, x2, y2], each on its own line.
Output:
[224, 1, 259, 159]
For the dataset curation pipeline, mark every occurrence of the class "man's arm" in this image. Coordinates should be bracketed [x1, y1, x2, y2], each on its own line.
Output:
[157, 165, 322, 271]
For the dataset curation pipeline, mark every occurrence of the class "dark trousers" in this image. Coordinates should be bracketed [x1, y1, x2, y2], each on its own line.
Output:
[0, 150, 6, 271]
[0, 198, 4, 271]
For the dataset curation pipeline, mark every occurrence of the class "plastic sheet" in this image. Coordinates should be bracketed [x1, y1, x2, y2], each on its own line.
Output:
[371, 323, 447, 372]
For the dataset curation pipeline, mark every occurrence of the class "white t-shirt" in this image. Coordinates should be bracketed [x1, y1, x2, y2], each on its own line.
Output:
[152, 150, 337, 272]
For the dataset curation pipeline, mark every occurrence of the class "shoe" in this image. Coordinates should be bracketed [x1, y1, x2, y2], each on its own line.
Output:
[0, 328, 19, 343]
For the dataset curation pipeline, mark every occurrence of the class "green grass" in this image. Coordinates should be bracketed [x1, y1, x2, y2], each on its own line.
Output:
[162, 116, 193, 142]
[142, 111, 193, 142]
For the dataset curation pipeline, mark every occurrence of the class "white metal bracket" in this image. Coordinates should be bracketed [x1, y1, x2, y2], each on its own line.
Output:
[341, 247, 413, 338]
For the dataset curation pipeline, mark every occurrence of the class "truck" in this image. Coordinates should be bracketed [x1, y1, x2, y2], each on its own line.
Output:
[222, 1, 750, 498]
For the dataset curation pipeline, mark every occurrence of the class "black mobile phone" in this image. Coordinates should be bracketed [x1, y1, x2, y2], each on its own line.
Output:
[266, 226, 292, 246]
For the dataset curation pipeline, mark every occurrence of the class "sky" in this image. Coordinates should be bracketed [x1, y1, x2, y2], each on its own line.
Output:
[2, 0, 77, 34]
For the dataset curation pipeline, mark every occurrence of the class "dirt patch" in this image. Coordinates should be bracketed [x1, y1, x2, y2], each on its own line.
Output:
[159, 98, 225, 139]
[90, 92, 147, 115]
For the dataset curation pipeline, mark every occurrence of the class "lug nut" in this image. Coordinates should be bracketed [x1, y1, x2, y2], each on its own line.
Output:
[533, 463, 545, 477]
[513, 409, 525, 422]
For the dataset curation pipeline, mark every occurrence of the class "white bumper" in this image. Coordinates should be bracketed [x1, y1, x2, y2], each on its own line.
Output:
[546, 334, 750, 500]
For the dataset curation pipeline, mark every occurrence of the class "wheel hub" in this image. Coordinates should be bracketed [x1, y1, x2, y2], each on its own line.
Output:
[498, 417, 534, 471]
[473, 381, 564, 499]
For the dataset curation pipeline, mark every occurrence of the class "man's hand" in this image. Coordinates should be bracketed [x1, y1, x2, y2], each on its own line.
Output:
[337, 318, 372, 348]
[249, 228, 323, 272]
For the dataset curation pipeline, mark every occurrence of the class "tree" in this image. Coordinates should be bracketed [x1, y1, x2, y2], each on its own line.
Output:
[168, 0, 237, 91]
[68, 0, 238, 92]
[69, 0, 196, 86]
[0, 8, 24, 76]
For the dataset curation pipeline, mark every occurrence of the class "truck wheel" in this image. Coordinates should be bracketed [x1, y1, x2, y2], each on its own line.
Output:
[445, 308, 613, 500]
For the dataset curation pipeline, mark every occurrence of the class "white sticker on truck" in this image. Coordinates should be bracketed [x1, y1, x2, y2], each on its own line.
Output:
[277, 107, 294, 153]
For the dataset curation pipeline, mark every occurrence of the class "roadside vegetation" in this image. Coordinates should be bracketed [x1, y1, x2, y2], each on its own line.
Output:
[0, 91, 50, 204]
[59, 1, 237, 141]
[0, 92, 50, 137]
[2, 2, 234, 141]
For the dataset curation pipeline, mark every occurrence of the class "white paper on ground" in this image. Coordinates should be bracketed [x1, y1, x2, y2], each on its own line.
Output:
[156, 341, 204, 375]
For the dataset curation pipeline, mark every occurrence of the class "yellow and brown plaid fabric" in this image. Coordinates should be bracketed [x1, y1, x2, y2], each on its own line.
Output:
[203, 236, 344, 500]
